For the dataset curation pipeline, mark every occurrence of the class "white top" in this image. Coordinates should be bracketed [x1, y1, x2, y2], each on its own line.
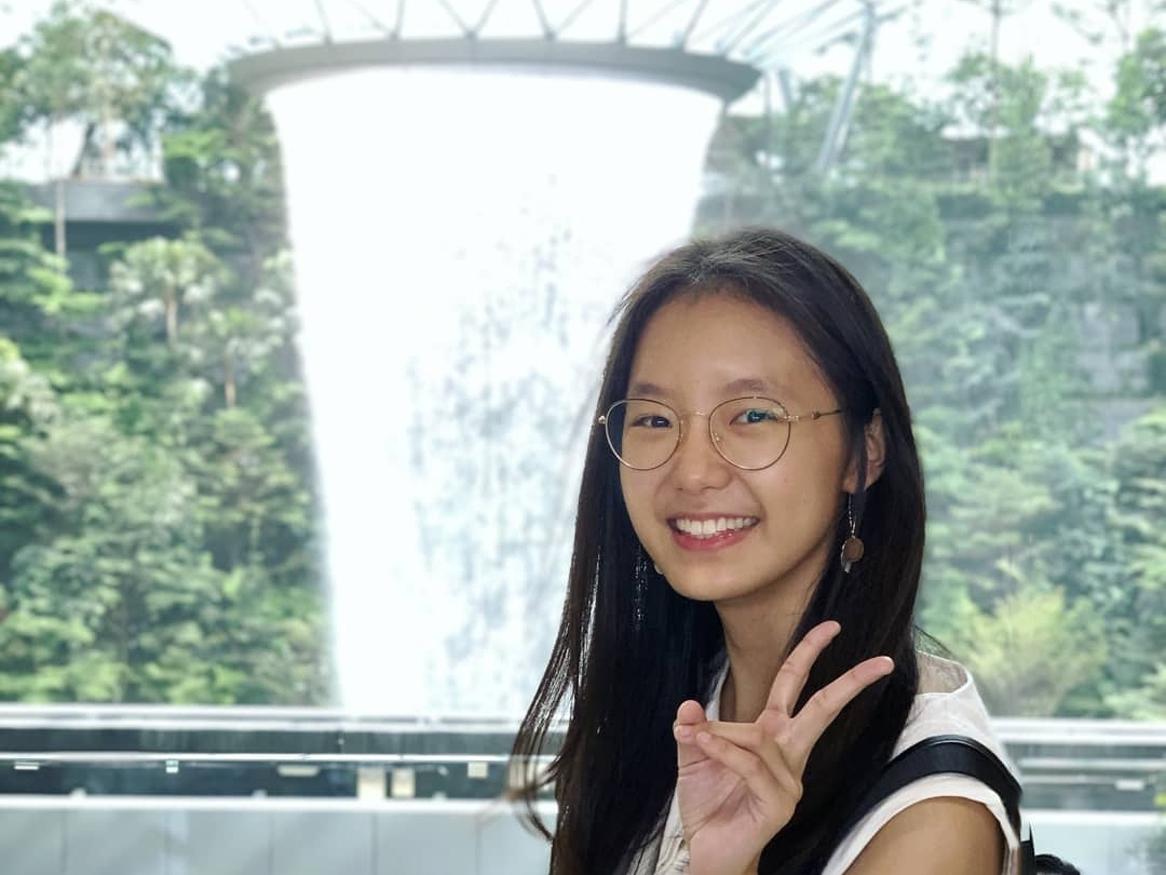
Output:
[626, 652, 1022, 875]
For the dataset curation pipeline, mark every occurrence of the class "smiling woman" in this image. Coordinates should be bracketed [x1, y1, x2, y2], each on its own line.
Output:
[505, 227, 1026, 875]
[615, 294, 859, 616]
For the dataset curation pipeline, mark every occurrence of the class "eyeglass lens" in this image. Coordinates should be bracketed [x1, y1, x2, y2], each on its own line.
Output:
[604, 398, 792, 470]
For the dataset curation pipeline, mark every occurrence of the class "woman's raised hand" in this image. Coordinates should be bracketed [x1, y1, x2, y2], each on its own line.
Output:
[671, 621, 894, 875]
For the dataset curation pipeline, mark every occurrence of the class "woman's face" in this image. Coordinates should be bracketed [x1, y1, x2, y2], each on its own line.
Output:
[620, 291, 854, 604]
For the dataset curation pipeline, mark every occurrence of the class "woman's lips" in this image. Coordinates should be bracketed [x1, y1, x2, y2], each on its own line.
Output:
[670, 523, 758, 552]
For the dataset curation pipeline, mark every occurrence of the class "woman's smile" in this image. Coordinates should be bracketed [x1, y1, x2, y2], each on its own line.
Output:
[668, 515, 761, 551]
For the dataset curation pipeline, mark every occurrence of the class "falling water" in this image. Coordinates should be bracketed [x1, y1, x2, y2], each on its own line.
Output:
[266, 68, 721, 715]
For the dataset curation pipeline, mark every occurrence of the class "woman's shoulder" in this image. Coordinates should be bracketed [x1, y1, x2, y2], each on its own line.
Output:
[895, 651, 1016, 770]
[819, 651, 1022, 875]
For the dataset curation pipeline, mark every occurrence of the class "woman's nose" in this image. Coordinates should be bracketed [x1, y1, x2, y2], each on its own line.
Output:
[670, 421, 732, 490]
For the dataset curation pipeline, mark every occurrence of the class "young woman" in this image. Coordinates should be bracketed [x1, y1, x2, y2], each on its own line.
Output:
[507, 227, 1021, 874]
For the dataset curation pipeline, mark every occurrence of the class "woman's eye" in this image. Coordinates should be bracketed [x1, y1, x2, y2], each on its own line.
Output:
[630, 415, 671, 429]
[733, 408, 778, 425]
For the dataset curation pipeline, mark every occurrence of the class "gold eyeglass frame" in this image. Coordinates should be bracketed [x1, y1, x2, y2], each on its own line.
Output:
[596, 395, 844, 471]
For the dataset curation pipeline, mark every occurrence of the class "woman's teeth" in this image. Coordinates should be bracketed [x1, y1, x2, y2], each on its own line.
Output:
[673, 517, 759, 538]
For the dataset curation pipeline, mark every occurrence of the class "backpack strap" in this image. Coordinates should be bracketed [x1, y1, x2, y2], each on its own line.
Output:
[837, 734, 1036, 874]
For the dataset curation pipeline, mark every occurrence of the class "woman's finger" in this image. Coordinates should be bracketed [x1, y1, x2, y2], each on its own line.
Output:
[676, 699, 707, 726]
[689, 730, 789, 814]
[785, 656, 894, 771]
[680, 719, 800, 797]
[674, 700, 710, 770]
[766, 620, 841, 714]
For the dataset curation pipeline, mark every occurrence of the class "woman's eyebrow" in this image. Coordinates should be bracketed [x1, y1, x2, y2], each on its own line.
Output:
[626, 377, 786, 398]
[627, 380, 671, 397]
[723, 377, 781, 396]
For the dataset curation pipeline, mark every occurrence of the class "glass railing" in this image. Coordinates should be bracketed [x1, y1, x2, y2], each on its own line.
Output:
[1, 707, 1163, 874]
[2, 706, 1162, 809]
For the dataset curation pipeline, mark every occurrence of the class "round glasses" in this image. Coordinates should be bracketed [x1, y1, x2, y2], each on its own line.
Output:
[597, 396, 844, 471]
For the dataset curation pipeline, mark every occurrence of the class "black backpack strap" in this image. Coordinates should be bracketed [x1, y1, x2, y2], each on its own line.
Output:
[838, 734, 1036, 874]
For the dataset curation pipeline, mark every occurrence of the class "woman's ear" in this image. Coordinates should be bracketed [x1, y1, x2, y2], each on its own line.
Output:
[843, 408, 886, 493]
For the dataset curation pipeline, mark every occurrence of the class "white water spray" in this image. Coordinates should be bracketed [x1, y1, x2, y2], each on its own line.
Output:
[267, 68, 721, 715]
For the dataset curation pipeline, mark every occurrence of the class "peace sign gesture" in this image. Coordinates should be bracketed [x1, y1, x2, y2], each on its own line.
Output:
[671, 621, 894, 875]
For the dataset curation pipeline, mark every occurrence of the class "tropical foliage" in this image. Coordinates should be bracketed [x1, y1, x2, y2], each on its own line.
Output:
[0, 1, 1163, 716]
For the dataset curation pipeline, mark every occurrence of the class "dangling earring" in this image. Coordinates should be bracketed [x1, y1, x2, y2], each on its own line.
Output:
[840, 493, 865, 574]
[653, 561, 662, 574]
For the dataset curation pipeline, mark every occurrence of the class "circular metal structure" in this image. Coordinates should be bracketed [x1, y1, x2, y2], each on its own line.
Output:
[229, 37, 759, 102]
[218, 1, 896, 68]
[74, 1, 904, 100]
[221, 2, 903, 106]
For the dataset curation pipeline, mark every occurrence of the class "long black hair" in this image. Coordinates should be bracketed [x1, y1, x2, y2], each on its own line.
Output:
[507, 227, 926, 874]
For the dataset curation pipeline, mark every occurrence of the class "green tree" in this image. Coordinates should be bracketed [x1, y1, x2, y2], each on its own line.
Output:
[0, 415, 215, 701]
[184, 251, 293, 409]
[11, 0, 183, 254]
[1102, 406, 1166, 714]
[950, 587, 1107, 715]
[156, 68, 287, 285]
[0, 39, 325, 704]
[955, 0, 1034, 181]
[0, 183, 72, 361]
[0, 337, 60, 592]
[0, 407, 326, 704]
[107, 235, 225, 350]
[1106, 26, 1166, 173]
[0, 47, 29, 145]
[0, 184, 73, 593]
